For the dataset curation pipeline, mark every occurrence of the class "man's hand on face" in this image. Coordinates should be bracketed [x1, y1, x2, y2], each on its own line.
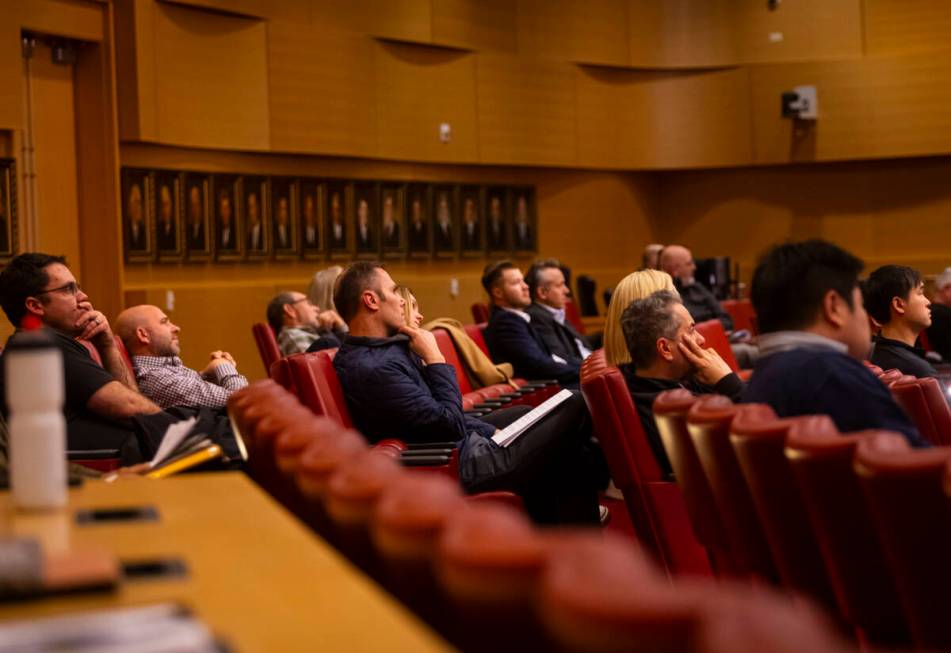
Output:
[678, 332, 733, 386]
[75, 301, 114, 348]
[399, 325, 445, 366]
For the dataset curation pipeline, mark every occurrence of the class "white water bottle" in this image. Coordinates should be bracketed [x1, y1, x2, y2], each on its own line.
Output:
[4, 317, 67, 510]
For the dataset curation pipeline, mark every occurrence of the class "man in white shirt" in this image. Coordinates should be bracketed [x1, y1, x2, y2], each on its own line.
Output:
[525, 259, 593, 368]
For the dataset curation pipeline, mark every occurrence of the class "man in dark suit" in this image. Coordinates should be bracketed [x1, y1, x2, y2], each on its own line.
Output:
[218, 192, 235, 251]
[524, 259, 593, 368]
[186, 185, 206, 252]
[481, 260, 580, 387]
[408, 196, 428, 252]
[156, 184, 177, 252]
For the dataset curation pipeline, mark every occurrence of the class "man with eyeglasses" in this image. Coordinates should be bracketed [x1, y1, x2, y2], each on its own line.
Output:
[266, 291, 346, 356]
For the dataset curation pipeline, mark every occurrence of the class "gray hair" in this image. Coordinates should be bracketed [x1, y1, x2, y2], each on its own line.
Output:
[620, 290, 683, 369]
[936, 267, 951, 291]
[266, 291, 297, 333]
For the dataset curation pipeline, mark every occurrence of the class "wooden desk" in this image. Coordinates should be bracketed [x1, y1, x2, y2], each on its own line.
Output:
[0, 473, 451, 652]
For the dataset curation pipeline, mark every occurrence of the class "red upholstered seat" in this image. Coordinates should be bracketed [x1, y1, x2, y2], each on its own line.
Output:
[464, 322, 490, 357]
[286, 349, 353, 428]
[854, 434, 951, 650]
[862, 360, 884, 377]
[470, 302, 489, 324]
[431, 328, 520, 407]
[252, 322, 281, 376]
[785, 417, 910, 647]
[890, 378, 941, 445]
[112, 335, 135, 379]
[564, 299, 586, 334]
[919, 376, 951, 445]
[580, 351, 711, 577]
[878, 368, 904, 385]
[694, 319, 739, 372]
[269, 357, 295, 394]
[720, 298, 758, 335]
[80, 339, 102, 365]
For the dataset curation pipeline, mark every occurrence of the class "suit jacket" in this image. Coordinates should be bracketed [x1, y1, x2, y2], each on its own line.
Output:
[157, 222, 177, 251]
[383, 222, 400, 248]
[187, 223, 206, 251]
[525, 303, 585, 367]
[483, 307, 579, 386]
[409, 223, 428, 251]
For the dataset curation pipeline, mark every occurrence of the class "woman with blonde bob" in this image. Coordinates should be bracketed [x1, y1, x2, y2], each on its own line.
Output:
[307, 265, 344, 313]
[603, 269, 679, 366]
[396, 286, 424, 328]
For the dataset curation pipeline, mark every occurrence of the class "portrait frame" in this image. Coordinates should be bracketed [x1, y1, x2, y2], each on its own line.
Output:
[432, 184, 458, 259]
[212, 174, 242, 262]
[512, 186, 537, 256]
[270, 177, 299, 260]
[458, 184, 484, 258]
[406, 183, 432, 259]
[379, 182, 406, 259]
[154, 170, 184, 262]
[242, 176, 270, 261]
[353, 181, 380, 259]
[299, 178, 323, 261]
[121, 167, 154, 263]
[326, 179, 351, 260]
[183, 172, 213, 262]
[0, 158, 17, 263]
[485, 186, 512, 256]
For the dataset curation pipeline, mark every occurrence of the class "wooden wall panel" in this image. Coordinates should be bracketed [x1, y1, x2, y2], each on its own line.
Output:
[150, 2, 270, 150]
[374, 42, 477, 162]
[366, 0, 432, 44]
[268, 22, 377, 156]
[628, 0, 737, 69]
[750, 54, 951, 164]
[517, 0, 629, 67]
[158, 0, 312, 23]
[865, 0, 951, 56]
[431, 0, 517, 52]
[734, 0, 862, 64]
[476, 54, 578, 166]
[576, 67, 655, 168]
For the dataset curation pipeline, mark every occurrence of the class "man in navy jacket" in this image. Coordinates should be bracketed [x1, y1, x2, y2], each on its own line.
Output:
[482, 261, 580, 387]
[332, 261, 601, 524]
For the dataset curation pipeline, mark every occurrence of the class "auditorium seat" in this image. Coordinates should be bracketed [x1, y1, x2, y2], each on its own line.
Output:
[854, 434, 951, 649]
[575, 275, 599, 317]
[252, 322, 281, 375]
[889, 378, 941, 445]
[470, 302, 489, 324]
[862, 360, 884, 377]
[919, 376, 951, 445]
[113, 335, 135, 379]
[686, 395, 779, 582]
[694, 320, 739, 372]
[720, 299, 758, 335]
[564, 299, 586, 334]
[785, 417, 910, 647]
[268, 357, 295, 394]
[464, 322, 490, 357]
[580, 352, 711, 577]
[430, 328, 520, 409]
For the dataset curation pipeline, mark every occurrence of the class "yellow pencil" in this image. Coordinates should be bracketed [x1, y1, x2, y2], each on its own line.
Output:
[145, 444, 222, 479]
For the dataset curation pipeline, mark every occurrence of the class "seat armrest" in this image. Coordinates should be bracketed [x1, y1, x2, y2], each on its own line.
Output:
[67, 449, 121, 460]
[400, 454, 451, 467]
[405, 441, 458, 450]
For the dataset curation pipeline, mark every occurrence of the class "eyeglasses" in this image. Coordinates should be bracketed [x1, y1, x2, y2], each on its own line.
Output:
[289, 297, 315, 307]
[36, 282, 82, 297]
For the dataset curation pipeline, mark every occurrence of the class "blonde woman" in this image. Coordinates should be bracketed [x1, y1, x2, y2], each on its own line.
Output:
[603, 269, 678, 366]
[396, 286, 424, 328]
[307, 265, 344, 313]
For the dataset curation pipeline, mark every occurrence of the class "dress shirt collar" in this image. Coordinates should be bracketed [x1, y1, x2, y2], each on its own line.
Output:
[132, 355, 185, 369]
[501, 306, 531, 323]
[538, 302, 565, 325]
[757, 331, 848, 357]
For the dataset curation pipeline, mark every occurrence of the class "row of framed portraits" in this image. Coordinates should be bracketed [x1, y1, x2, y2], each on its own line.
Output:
[121, 167, 538, 263]
[0, 159, 17, 263]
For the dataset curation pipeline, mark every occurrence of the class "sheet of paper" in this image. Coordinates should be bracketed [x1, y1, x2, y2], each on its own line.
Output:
[491, 389, 573, 448]
[149, 416, 197, 468]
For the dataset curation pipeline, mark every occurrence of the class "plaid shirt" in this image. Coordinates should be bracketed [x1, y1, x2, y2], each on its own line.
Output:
[278, 326, 322, 356]
[132, 355, 248, 409]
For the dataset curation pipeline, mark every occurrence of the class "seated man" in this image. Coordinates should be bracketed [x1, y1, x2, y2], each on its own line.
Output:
[267, 291, 345, 356]
[864, 265, 937, 378]
[619, 290, 744, 477]
[482, 261, 580, 387]
[115, 304, 249, 409]
[525, 259, 595, 368]
[741, 240, 927, 447]
[332, 261, 602, 524]
[925, 267, 951, 362]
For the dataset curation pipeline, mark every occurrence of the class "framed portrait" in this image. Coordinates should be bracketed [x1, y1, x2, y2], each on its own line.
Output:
[121, 167, 153, 263]
[299, 178, 323, 260]
[242, 176, 270, 261]
[406, 183, 432, 259]
[485, 186, 511, 255]
[271, 177, 299, 260]
[459, 184, 483, 257]
[325, 180, 350, 259]
[432, 184, 457, 258]
[379, 183, 406, 258]
[512, 186, 537, 255]
[212, 175, 242, 261]
[154, 171, 183, 262]
[0, 159, 17, 262]
[183, 173, 212, 261]
[353, 181, 379, 258]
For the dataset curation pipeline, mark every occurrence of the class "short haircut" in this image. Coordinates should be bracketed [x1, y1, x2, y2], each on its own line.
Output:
[751, 240, 863, 334]
[525, 258, 562, 300]
[620, 290, 683, 369]
[481, 260, 518, 294]
[266, 291, 298, 334]
[334, 261, 385, 324]
[863, 265, 922, 325]
[935, 267, 951, 291]
[0, 253, 67, 328]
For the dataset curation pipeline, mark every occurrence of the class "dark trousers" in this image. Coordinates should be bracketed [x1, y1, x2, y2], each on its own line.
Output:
[459, 392, 603, 525]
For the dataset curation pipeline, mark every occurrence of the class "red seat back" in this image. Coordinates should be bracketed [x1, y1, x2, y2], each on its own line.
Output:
[464, 323, 490, 357]
[564, 299, 586, 334]
[720, 299, 758, 335]
[253, 323, 281, 375]
[112, 335, 135, 379]
[269, 357, 296, 394]
[695, 319, 739, 372]
[890, 379, 941, 445]
[920, 377, 951, 445]
[785, 418, 910, 647]
[80, 339, 102, 365]
[287, 349, 354, 429]
[470, 302, 489, 323]
[855, 435, 951, 649]
[432, 328, 475, 394]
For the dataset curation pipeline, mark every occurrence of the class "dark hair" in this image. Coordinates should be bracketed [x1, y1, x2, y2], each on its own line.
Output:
[0, 253, 68, 328]
[481, 260, 518, 294]
[334, 261, 385, 324]
[863, 265, 922, 326]
[620, 290, 682, 369]
[525, 258, 562, 300]
[266, 291, 298, 334]
[751, 240, 864, 334]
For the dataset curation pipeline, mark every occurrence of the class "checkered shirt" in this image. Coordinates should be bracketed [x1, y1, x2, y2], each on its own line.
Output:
[132, 355, 248, 409]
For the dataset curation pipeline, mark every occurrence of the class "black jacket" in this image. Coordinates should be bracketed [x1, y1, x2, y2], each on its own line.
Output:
[483, 308, 579, 386]
[675, 279, 733, 331]
[525, 303, 586, 367]
[870, 335, 938, 379]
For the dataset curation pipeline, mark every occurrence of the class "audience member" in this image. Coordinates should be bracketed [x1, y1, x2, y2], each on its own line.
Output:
[864, 265, 937, 378]
[603, 269, 677, 366]
[115, 304, 248, 409]
[481, 261, 580, 386]
[267, 291, 345, 355]
[741, 240, 927, 447]
[307, 266, 347, 330]
[642, 243, 664, 270]
[395, 286, 424, 328]
[620, 290, 744, 476]
[524, 259, 594, 368]
[925, 266, 951, 361]
[332, 261, 603, 524]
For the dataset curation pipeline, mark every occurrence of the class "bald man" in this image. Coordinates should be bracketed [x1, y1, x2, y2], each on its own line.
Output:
[660, 245, 734, 331]
[115, 305, 248, 409]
